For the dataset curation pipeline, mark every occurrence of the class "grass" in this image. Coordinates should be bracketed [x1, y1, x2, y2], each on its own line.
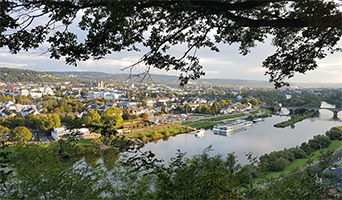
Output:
[75, 139, 95, 147]
[185, 121, 221, 129]
[257, 140, 342, 182]
[125, 123, 188, 139]
[191, 114, 209, 117]
[274, 112, 316, 128]
[250, 110, 259, 115]
[263, 109, 271, 115]
[210, 114, 245, 121]
[0, 145, 16, 152]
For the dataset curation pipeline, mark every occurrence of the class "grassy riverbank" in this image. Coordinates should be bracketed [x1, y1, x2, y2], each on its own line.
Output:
[273, 111, 316, 128]
[125, 123, 193, 142]
[258, 140, 342, 181]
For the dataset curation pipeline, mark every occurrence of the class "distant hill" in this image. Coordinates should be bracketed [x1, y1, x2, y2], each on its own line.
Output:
[195, 78, 274, 87]
[0, 67, 68, 83]
[48, 71, 275, 87]
[4, 68, 338, 88]
[49, 71, 182, 84]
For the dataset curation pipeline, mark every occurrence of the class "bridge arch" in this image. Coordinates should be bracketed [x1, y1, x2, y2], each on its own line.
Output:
[266, 106, 342, 119]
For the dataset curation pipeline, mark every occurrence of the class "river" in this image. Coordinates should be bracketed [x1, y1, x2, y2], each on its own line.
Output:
[134, 102, 342, 165]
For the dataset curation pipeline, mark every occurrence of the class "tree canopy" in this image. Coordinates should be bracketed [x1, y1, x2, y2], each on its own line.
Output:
[0, 0, 341, 87]
[9, 126, 31, 144]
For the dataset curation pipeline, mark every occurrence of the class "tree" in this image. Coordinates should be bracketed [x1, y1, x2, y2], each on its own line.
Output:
[91, 138, 103, 148]
[249, 98, 259, 106]
[1, 1, 340, 87]
[183, 103, 191, 114]
[121, 108, 131, 121]
[0, 125, 10, 141]
[101, 107, 123, 129]
[9, 126, 31, 144]
[139, 113, 149, 121]
[84, 110, 102, 131]
[41, 114, 61, 132]
[0, 125, 10, 135]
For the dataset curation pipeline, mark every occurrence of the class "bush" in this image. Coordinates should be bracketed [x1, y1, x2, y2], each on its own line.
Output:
[325, 127, 342, 140]
[273, 157, 291, 171]
[163, 131, 171, 137]
[151, 132, 164, 140]
[138, 132, 149, 142]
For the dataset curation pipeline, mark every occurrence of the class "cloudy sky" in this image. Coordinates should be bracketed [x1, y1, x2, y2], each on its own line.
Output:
[1, 2, 341, 84]
[1, 38, 341, 84]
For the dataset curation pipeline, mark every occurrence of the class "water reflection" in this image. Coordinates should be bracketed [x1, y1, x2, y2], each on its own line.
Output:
[136, 102, 342, 165]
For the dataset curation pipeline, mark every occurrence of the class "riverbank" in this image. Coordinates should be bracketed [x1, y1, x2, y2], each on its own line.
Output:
[273, 111, 318, 128]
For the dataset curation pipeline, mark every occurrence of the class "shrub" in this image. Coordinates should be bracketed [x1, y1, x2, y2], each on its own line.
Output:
[273, 157, 291, 171]
[151, 132, 164, 140]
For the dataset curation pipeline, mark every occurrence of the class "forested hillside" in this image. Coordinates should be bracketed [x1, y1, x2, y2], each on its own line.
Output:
[0, 68, 68, 82]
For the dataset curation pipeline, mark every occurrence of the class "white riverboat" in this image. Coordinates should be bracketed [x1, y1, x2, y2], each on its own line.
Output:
[212, 120, 253, 136]
[253, 118, 265, 123]
[194, 129, 205, 138]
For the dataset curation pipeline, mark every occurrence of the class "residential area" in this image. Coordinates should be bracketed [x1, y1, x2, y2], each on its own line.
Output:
[0, 80, 262, 143]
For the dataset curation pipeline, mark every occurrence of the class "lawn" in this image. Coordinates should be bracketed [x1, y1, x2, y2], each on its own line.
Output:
[250, 110, 259, 115]
[185, 121, 221, 129]
[210, 114, 245, 121]
[258, 140, 342, 181]
[75, 139, 96, 147]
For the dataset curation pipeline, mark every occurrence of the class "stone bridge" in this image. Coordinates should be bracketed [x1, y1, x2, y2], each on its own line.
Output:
[268, 106, 342, 118]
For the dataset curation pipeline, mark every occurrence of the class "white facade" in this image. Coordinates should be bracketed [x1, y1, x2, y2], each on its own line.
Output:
[51, 127, 100, 140]
[20, 89, 29, 96]
[30, 91, 43, 98]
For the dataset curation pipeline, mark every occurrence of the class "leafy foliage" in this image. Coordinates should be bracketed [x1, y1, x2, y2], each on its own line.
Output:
[9, 126, 31, 144]
[1, 1, 341, 87]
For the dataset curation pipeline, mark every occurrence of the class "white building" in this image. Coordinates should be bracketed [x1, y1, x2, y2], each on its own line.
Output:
[20, 89, 29, 96]
[51, 127, 101, 140]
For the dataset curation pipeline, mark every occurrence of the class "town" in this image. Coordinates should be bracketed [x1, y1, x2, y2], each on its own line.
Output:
[2, 69, 342, 199]
[0, 74, 264, 143]
[2, 68, 342, 145]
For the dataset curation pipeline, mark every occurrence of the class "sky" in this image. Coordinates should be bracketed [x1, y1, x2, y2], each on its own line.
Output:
[1, 2, 341, 84]
[1, 38, 341, 84]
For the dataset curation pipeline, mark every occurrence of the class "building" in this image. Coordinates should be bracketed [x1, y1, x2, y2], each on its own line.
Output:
[51, 127, 101, 140]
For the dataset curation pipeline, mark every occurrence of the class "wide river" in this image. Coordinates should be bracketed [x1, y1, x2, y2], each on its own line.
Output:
[135, 102, 342, 165]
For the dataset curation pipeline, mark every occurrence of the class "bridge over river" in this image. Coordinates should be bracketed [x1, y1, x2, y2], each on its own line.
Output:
[268, 106, 342, 118]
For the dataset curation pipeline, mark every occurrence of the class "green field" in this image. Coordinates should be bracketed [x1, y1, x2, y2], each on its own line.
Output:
[184, 121, 221, 129]
[250, 110, 259, 115]
[75, 139, 96, 147]
[258, 140, 342, 181]
[210, 114, 245, 121]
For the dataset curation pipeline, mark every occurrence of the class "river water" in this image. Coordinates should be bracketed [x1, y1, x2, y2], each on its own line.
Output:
[136, 102, 342, 165]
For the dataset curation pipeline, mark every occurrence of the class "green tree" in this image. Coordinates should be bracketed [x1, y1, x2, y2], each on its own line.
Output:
[0, 125, 10, 135]
[41, 114, 61, 132]
[10, 126, 31, 144]
[151, 132, 164, 141]
[0, 125, 10, 141]
[0, 96, 12, 102]
[211, 101, 220, 114]
[84, 110, 102, 131]
[219, 99, 227, 108]
[2, 1, 340, 87]
[25, 114, 43, 130]
[6, 144, 107, 199]
[139, 113, 149, 121]
[91, 138, 103, 148]
[121, 108, 131, 121]
[273, 157, 291, 171]
[241, 98, 249, 104]
[195, 104, 202, 113]
[249, 98, 259, 106]
[101, 107, 123, 129]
